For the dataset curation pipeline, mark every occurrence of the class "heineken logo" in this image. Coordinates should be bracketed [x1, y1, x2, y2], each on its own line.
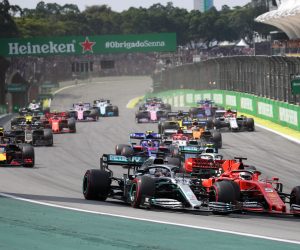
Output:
[1, 33, 176, 57]
[8, 41, 76, 55]
[8, 37, 96, 56]
[80, 37, 96, 53]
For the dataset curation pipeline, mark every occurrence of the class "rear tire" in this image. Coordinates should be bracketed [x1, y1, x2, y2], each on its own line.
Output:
[43, 129, 53, 146]
[130, 176, 155, 208]
[115, 144, 129, 155]
[212, 130, 222, 148]
[121, 146, 134, 156]
[82, 169, 111, 201]
[246, 118, 255, 131]
[290, 186, 300, 217]
[21, 144, 35, 168]
[206, 118, 213, 129]
[90, 109, 99, 120]
[68, 118, 76, 133]
[112, 106, 119, 116]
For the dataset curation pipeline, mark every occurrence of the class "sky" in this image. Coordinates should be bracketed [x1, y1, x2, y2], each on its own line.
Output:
[9, 0, 251, 12]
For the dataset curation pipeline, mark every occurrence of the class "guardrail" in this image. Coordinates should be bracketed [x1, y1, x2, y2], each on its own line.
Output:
[146, 89, 300, 131]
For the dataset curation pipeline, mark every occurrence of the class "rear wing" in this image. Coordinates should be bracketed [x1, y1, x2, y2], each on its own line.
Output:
[94, 99, 110, 104]
[184, 158, 224, 175]
[182, 120, 207, 127]
[163, 129, 178, 135]
[100, 154, 147, 170]
[72, 103, 91, 109]
[46, 112, 69, 118]
[197, 100, 214, 105]
[167, 111, 189, 117]
[179, 145, 205, 154]
[130, 132, 161, 140]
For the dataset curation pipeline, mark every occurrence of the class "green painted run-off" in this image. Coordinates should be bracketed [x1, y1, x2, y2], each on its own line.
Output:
[0, 196, 299, 250]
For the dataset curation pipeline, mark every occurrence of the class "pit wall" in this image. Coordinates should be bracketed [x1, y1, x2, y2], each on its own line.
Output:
[146, 89, 300, 131]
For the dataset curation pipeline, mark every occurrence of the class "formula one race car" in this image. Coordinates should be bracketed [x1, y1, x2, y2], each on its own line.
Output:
[9, 117, 53, 146]
[0, 137, 35, 168]
[138, 97, 171, 112]
[213, 109, 254, 132]
[184, 157, 300, 216]
[69, 103, 99, 121]
[189, 100, 219, 118]
[18, 100, 44, 116]
[115, 131, 170, 157]
[82, 154, 237, 213]
[93, 99, 119, 117]
[44, 112, 76, 134]
[180, 120, 222, 148]
[135, 110, 168, 123]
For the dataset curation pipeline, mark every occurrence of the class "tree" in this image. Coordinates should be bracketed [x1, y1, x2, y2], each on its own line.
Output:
[0, 0, 20, 37]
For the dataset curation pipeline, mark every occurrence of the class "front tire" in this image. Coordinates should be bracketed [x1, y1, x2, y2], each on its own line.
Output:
[210, 180, 240, 214]
[83, 169, 111, 201]
[130, 176, 155, 208]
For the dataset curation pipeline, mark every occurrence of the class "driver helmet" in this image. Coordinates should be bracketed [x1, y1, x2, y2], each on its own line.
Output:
[239, 171, 252, 180]
[147, 141, 153, 147]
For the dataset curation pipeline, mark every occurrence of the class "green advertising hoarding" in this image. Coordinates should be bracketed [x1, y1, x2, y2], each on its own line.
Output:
[291, 78, 300, 94]
[0, 33, 177, 57]
[6, 83, 27, 92]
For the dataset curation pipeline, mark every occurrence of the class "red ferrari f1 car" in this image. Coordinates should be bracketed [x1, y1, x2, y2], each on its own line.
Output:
[43, 112, 76, 133]
[184, 156, 300, 216]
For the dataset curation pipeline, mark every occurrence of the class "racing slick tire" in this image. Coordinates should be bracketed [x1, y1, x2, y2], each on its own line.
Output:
[206, 118, 214, 129]
[121, 146, 134, 156]
[246, 118, 255, 131]
[130, 176, 155, 208]
[115, 144, 129, 155]
[213, 119, 221, 130]
[290, 186, 300, 217]
[212, 130, 222, 148]
[43, 128, 53, 146]
[68, 118, 76, 133]
[210, 180, 240, 214]
[20, 144, 35, 168]
[112, 106, 119, 116]
[83, 169, 111, 201]
[90, 109, 99, 121]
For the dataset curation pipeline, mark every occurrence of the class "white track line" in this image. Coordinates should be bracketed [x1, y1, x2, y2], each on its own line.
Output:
[53, 83, 86, 95]
[0, 192, 299, 245]
[255, 124, 300, 144]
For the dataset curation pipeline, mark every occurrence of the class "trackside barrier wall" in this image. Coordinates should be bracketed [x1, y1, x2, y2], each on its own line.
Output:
[146, 90, 300, 131]
[153, 56, 300, 104]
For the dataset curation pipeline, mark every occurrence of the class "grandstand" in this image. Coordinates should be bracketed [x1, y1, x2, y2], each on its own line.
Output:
[256, 0, 300, 56]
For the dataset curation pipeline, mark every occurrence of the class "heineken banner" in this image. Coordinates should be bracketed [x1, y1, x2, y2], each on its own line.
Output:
[0, 33, 177, 57]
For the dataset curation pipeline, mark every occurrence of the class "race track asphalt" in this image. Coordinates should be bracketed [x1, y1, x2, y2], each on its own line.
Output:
[0, 76, 299, 243]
